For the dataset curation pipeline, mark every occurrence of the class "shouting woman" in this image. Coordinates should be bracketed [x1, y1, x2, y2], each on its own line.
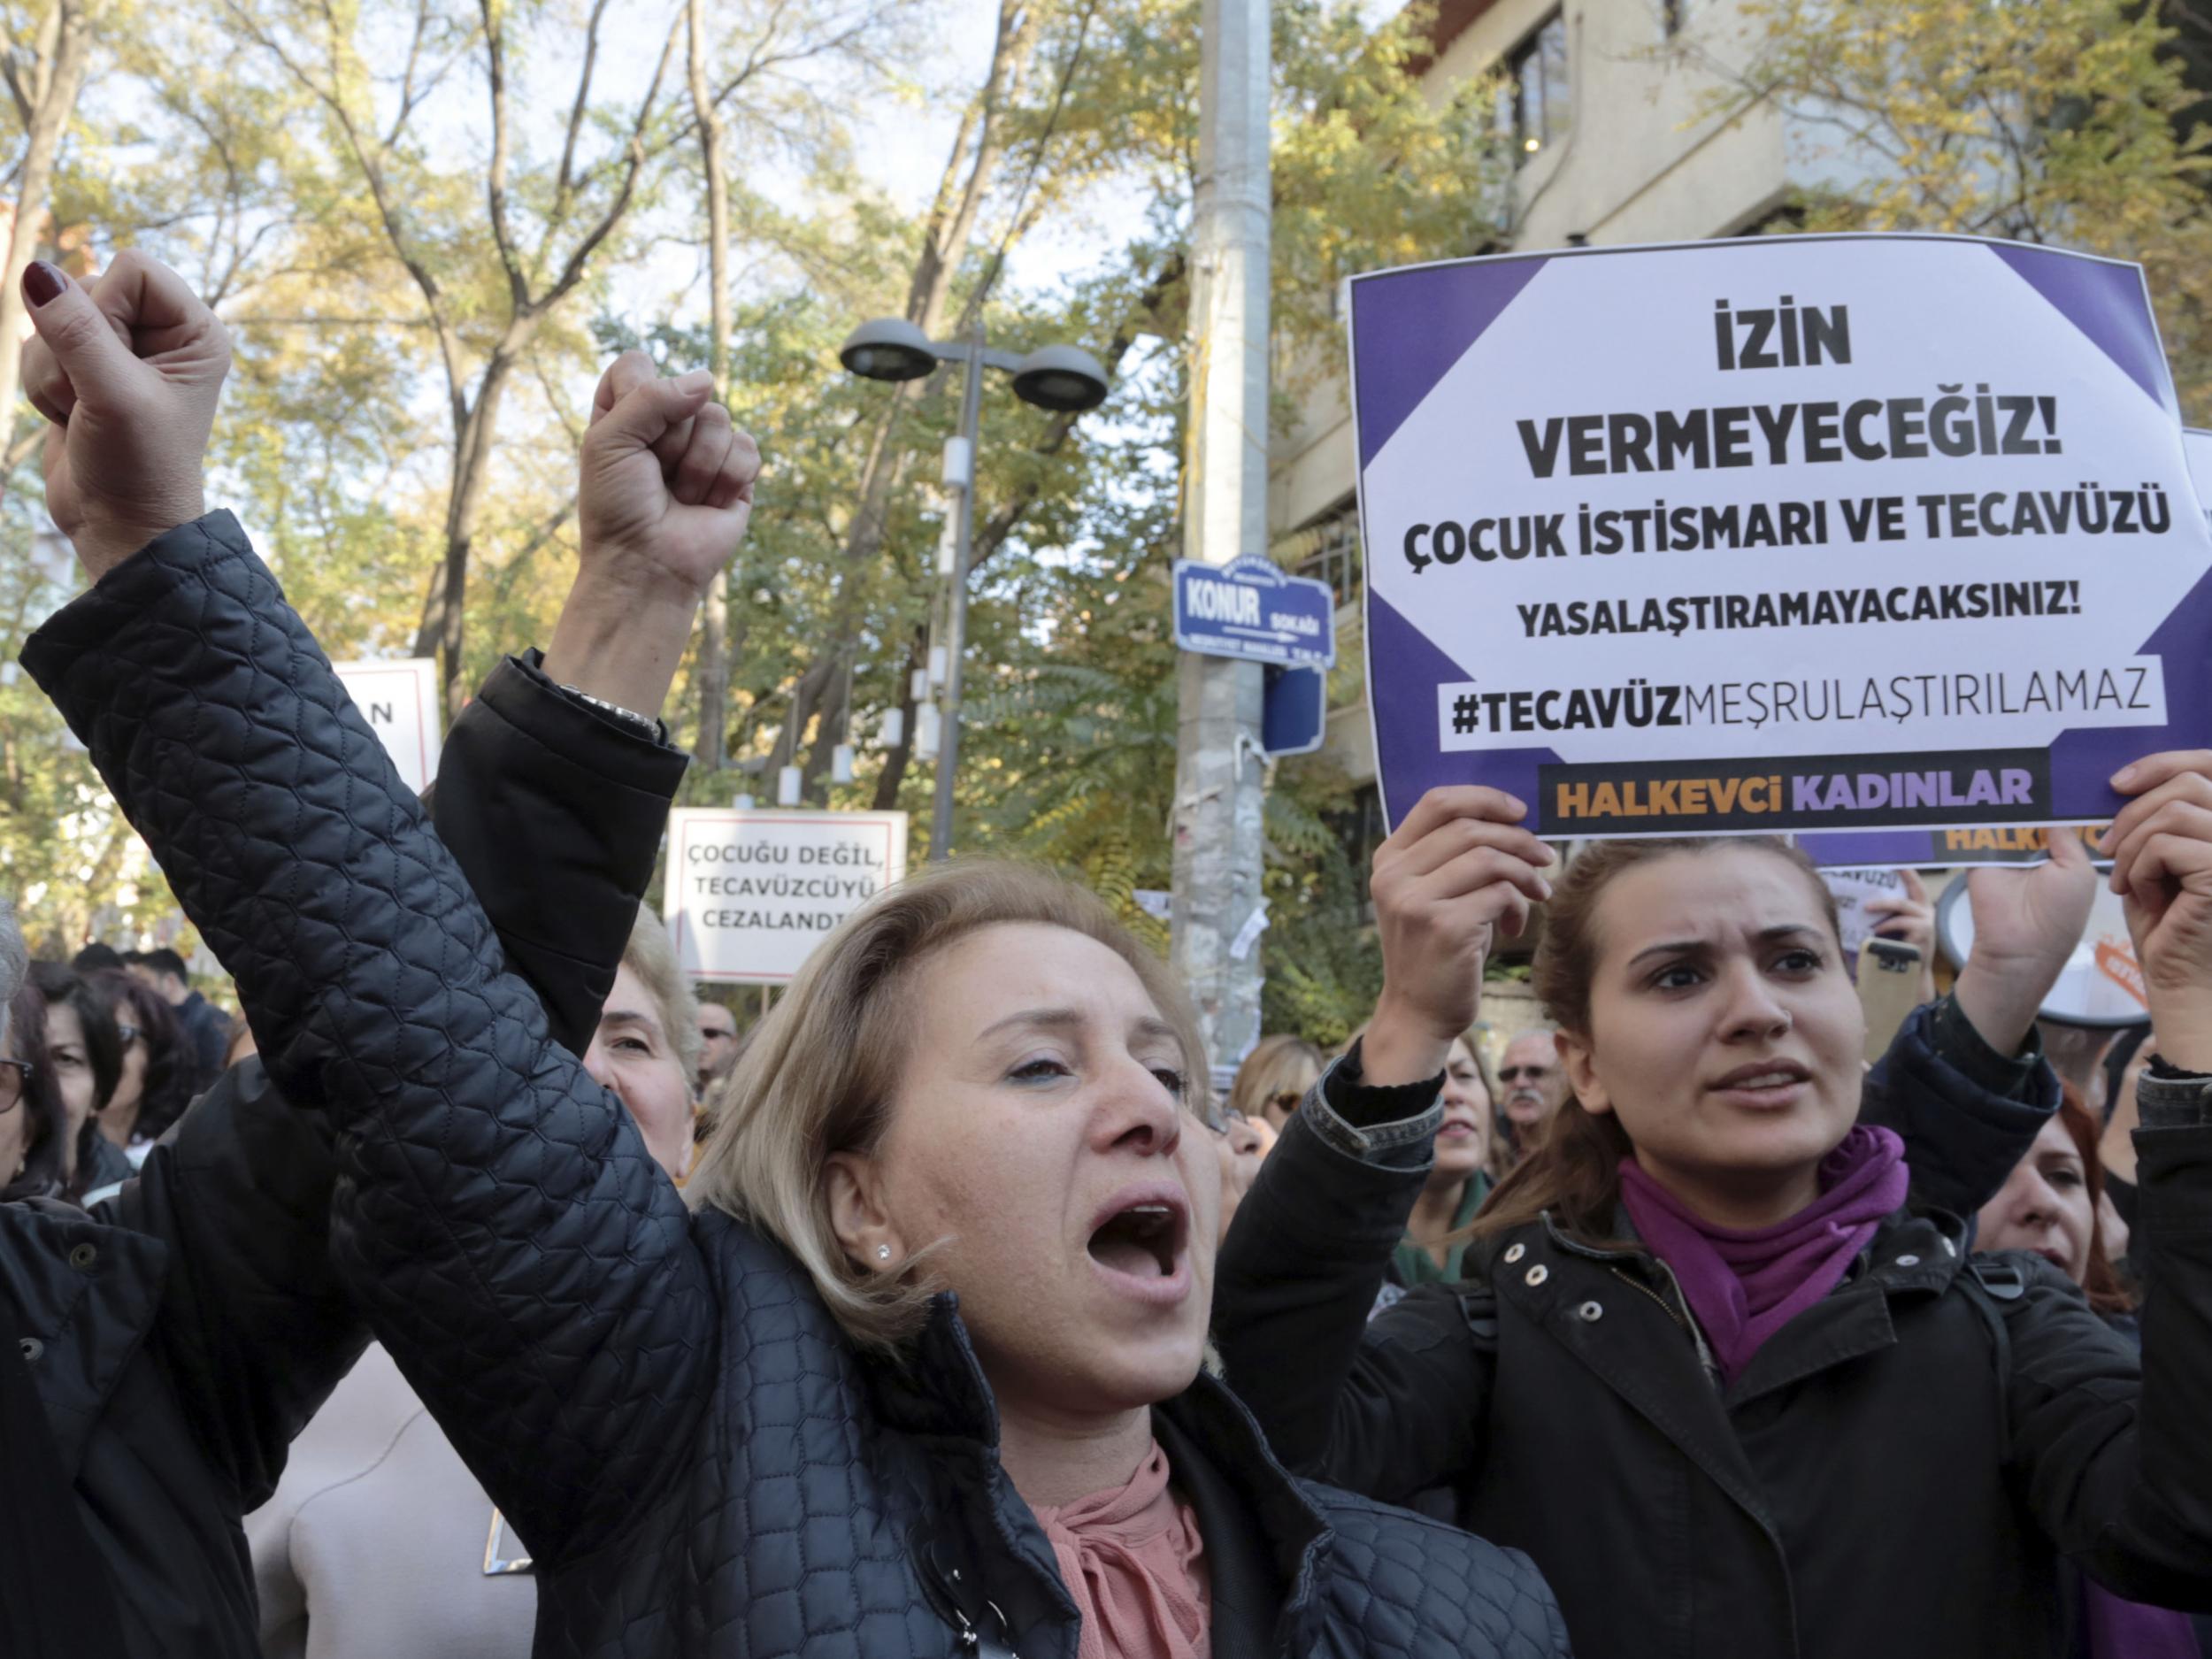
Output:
[19, 253, 1570, 1659]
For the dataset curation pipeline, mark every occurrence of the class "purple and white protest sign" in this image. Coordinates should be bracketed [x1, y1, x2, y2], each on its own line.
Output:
[1349, 234, 2212, 837]
[1794, 823, 2110, 872]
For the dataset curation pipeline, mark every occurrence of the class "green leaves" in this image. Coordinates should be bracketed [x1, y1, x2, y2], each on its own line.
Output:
[1694, 0, 2212, 417]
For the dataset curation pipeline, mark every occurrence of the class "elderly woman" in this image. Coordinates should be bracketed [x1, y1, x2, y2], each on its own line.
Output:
[25, 255, 1571, 1658]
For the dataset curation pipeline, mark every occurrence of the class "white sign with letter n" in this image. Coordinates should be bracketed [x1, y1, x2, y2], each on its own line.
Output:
[665, 808, 910, 983]
[332, 658, 442, 795]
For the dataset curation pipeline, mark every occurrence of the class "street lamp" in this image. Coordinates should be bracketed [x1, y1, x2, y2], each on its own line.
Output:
[840, 317, 1111, 862]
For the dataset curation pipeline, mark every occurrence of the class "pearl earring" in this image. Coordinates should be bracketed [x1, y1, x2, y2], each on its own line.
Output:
[876, 1245, 892, 1262]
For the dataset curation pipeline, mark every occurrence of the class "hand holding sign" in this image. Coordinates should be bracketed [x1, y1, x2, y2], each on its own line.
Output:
[1952, 828, 2097, 1056]
[1364, 787, 1556, 1087]
[1864, 869, 1933, 951]
[2102, 751, 2212, 1071]
[1862, 868, 1937, 1002]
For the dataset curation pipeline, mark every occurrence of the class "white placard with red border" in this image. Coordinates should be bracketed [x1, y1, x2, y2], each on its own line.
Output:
[332, 658, 442, 795]
[665, 808, 910, 983]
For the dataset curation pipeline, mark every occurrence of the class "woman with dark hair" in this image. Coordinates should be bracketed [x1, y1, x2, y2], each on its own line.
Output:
[29, 960, 130, 1198]
[88, 968, 193, 1163]
[1978, 1090, 2136, 1318]
[1217, 780, 2212, 1659]
[1, 978, 69, 1200]
[1978, 1090, 2212, 1658]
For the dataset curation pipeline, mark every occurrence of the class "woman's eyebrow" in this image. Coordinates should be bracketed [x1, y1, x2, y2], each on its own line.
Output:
[1626, 922, 1824, 970]
[976, 1008, 1084, 1042]
[600, 1007, 664, 1041]
[1626, 938, 1708, 968]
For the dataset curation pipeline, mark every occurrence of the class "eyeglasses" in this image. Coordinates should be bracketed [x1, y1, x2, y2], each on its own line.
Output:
[0, 1058, 33, 1114]
[1497, 1064, 1553, 1084]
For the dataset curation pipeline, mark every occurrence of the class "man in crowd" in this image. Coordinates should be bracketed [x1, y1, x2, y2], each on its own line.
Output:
[127, 947, 227, 1088]
[1497, 1025, 1568, 1163]
[695, 999, 739, 1099]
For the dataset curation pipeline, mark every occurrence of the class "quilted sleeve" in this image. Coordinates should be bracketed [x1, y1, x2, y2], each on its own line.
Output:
[22, 513, 714, 1564]
[433, 649, 687, 1056]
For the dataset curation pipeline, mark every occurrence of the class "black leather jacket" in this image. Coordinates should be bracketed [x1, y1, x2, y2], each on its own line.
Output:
[5, 606, 682, 1658]
[27, 515, 1577, 1658]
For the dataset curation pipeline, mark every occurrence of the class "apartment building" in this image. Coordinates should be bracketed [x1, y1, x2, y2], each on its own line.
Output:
[1275, 0, 1827, 825]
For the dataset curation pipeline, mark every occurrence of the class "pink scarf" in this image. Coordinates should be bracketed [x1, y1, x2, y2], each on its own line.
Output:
[1618, 1124, 1909, 1385]
[1033, 1441, 1210, 1659]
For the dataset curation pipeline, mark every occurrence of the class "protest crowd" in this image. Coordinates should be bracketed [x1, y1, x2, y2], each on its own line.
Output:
[3, 198, 2212, 1659]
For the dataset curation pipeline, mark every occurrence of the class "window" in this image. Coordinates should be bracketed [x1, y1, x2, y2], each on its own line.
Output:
[1279, 501, 1363, 611]
[1502, 12, 1571, 166]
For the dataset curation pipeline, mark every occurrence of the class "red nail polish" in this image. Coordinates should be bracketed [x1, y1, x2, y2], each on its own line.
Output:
[21, 261, 64, 306]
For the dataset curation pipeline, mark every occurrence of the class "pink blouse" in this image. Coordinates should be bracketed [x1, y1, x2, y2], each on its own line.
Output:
[1032, 1440, 1211, 1659]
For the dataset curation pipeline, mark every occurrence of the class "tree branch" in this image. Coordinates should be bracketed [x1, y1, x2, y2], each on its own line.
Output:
[542, 0, 615, 259]
[476, 0, 528, 311]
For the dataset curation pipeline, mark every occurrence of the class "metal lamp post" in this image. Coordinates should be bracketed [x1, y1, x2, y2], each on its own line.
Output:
[839, 318, 1110, 861]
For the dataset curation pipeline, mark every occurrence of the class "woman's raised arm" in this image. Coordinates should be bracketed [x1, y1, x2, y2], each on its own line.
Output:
[1217, 787, 1549, 1496]
[2010, 752, 2212, 1603]
[17, 257, 754, 1566]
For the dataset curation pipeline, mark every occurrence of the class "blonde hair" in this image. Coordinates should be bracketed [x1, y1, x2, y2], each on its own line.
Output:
[622, 907, 702, 1082]
[1227, 1033, 1324, 1125]
[683, 860, 1210, 1350]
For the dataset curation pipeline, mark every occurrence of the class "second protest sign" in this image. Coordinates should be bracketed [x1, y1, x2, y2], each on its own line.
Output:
[665, 808, 909, 983]
[1348, 234, 2212, 837]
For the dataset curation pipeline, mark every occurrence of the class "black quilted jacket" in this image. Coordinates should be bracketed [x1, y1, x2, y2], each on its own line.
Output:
[3, 621, 684, 1659]
[27, 514, 1576, 1659]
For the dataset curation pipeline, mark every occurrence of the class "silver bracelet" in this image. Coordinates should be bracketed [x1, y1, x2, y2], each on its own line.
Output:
[557, 684, 658, 734]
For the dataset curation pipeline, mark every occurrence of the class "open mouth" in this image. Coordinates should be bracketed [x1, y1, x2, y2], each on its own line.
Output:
[1087, 1187, 1190, 1284]
[1709, 1059, 1812, 1094]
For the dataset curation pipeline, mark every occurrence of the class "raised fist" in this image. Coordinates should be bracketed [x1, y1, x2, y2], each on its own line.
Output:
[20, 252, 231, 579]
[576, 349, 758, 604]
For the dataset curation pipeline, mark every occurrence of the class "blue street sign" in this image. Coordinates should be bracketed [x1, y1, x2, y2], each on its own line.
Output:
[1172, 554, 1338, 668]
[1263, 664, 1327, 757]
